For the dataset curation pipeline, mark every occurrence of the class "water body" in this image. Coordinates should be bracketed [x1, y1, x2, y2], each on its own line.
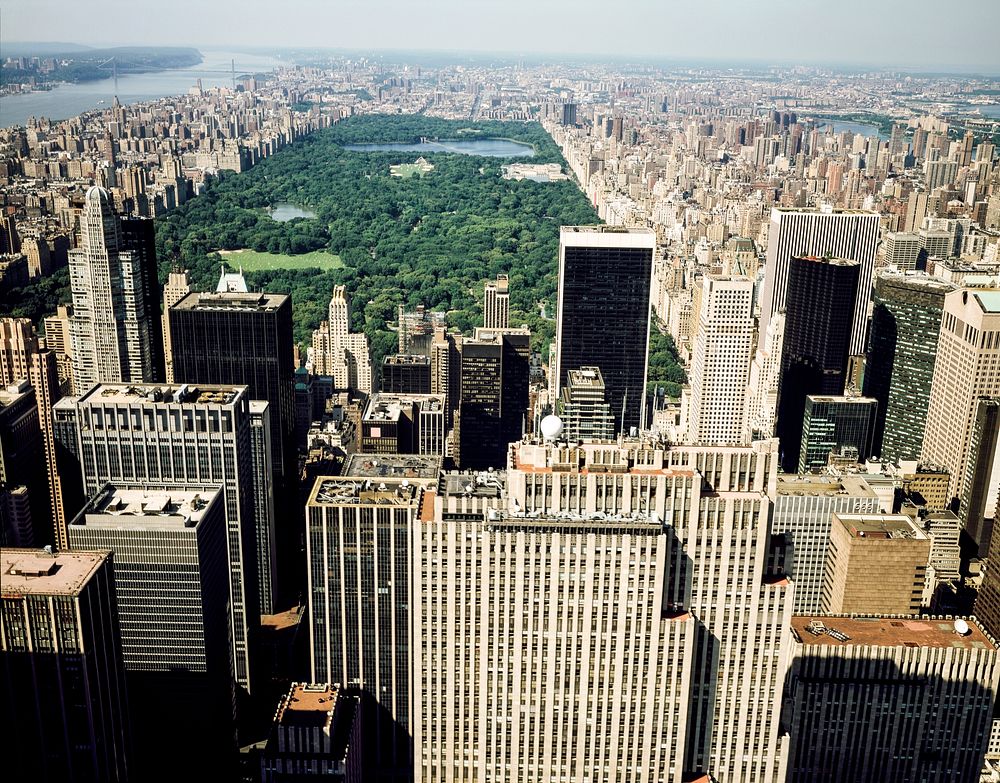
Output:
[1, 50, 284, 127]
[343, 138, 535, 157]
[268, 203, 317, 222]
[817, 121, 887, 140]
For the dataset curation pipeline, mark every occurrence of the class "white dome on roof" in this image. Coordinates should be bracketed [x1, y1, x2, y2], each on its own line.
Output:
[85, 185, 110, 204]
[540, 414, 563, 441]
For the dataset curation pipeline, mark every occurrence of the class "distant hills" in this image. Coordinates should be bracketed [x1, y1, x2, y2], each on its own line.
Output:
[1, 46, 203, 85]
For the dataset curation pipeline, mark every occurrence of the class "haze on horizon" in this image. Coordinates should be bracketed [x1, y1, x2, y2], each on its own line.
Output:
[4, 0, 1000, 73]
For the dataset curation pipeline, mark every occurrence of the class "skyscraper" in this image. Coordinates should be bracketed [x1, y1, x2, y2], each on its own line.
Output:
[69, 186, 159, 393]
[67, 486, 233, 779]
[798, 394, 877, 472]
[865, 272, 955, 462]
[922, 289, 1000, 521]
[53, 382, 261, 692]
[687, 275, 755, 445]
[784, 614, 999, 782]
[382, 354, 432, 395]
[759, 207, 879, 356]
[483, 273, 510, 330]
[0, 381, 45, 546]
[558, 366, 615, 441]
[958, 397, 1000, 555]
[1, 548, 131, 782]
[0, 316, 37, 384]
[775, 256, 860, 472]
[310, 285, 373, 394]
[556, 226, 655, 433]
[162, 268, 190, 383]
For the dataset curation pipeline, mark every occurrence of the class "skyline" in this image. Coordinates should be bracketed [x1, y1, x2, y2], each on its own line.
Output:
[4, 0, 1000, 73]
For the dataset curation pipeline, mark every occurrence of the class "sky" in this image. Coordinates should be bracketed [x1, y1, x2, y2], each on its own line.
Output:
[4, 0, 1000, 72]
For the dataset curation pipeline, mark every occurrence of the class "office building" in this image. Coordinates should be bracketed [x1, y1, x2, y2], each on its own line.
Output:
[687, 275, 755, 445]
[1, 548, 130, 782]
[775, 256, 860, 472]
[865, 273, 954, 462]
[746, 312, 785, 441]
[820, 513, 931, 615]
[260, 683, 366, 782]
[759, 207, 879, 356]
[361, 393, 446, 456]
[170, 281, 295, 485]
[457, 328, 529, 469]
[483, 274, 510, 330]
[798, 394, 877, 472]
[310, 285, 373, 394]
[556, 226, 655, 433]
[67, 486, 233, 778]
[430, 325, 462, 432]
[249, 400, 278, 613]
[883, 231, 921, 270]
[69, 186, 158, 392]
[922, 290, 1000, 520]
[307, 470, 439, 781]
[0, 316, 37, 384]
[976, 498, 1000, 640]
[419, 437, 792, 782]
[558, 366, 615, 441]
[771, 475, 880, 614]
[53, 383, 261, 692]
[119, 216, 165, 382]
[958, 398, 999, 555]
[42, 304, 74, 393]
[382, 354, 432, 395]
[0, 382, 46, 545]
[783, 615, 999, 782]
[162, 268, 190, 383]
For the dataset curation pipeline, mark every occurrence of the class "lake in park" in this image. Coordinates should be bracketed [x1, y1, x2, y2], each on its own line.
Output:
[817, 121, 887, 139]
[268, 203, 317, 221]
[343, 138, 535, 157]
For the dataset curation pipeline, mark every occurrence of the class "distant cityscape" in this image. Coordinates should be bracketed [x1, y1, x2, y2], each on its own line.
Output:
[1, 33, 1000, 783]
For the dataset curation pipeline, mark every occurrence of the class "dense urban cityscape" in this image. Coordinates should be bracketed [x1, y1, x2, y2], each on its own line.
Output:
[1, 2, 1000, 781]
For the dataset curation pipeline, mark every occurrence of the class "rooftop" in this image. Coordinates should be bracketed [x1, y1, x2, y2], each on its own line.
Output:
[363, 394, 445, 422]
[974, 290, 1000, 313]
[777, 474, 877, 497]
[275, 683, 338, 729]
[793, 255, 860, 267]
[73, 486, 219, 531]
[308, 476, 432, 507]
[172, 290, 288, 312]
[78, 383, 244, 406]
[343, 453, 441, 480]
[791, 616, 995, 650]
[566, 366, 606, 390]
[1, 548, 109, 596]
[440, 470, 506, 499]
[834, 513, 928, 540]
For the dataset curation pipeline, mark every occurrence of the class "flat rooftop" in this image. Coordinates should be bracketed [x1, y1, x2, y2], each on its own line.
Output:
[173, 290, 288, 312]
[793, 255, 859, 267]
[308, 476, 433, 508]
[440, 470, 506, 499]
[343, 453, 441, 480]
[791, 616, 995, 650]
[363, 394, 445, 421]
[78, 383, 244, 406]
[73, 486, 219, 530]
[1, 548, 109, 596]
[276, 683, 338, 728]
[490, 510, 664, 533]
[777, 474, 877, 497]
[566, 367, 605, 389]
[973, 290, 1000, 313]
[560, 225, 656, 248]
[382, 355, 430, 366]
[834, 513, 928, 540]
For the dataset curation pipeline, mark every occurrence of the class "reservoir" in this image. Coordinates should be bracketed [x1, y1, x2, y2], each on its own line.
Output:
[1, 49, 284, 128]
[268, 203, 317, 222]
[343, 138, 535, 157]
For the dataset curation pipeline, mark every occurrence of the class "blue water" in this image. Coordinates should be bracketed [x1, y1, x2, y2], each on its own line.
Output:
[1, 50, 284, 127]
[343, 138, 535, 157]
[818, 121, 887, 140]
[269, 203, 317, 221]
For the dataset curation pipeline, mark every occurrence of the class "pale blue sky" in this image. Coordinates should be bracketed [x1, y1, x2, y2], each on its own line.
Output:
[4, 0, 1000, 72]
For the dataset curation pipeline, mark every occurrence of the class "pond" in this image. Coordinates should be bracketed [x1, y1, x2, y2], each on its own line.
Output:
[342, 138, 535, 157]
[268, 203, 317, 221]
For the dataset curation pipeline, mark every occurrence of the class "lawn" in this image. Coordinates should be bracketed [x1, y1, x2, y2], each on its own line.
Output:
[216, 248, 344, 271]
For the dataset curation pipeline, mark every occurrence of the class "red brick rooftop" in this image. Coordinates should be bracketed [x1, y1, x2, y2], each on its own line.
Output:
[791, 616, 996, 650]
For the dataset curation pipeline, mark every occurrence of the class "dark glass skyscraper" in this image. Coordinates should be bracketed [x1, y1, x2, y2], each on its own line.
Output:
[864, 272, 954, 462]
[776, 256, 859, 472]
[556, 226, 655, 434]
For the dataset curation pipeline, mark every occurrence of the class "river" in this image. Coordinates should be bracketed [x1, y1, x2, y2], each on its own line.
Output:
[0, 50, 285, 128]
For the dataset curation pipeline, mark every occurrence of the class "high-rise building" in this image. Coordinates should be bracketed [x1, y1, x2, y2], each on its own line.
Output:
[0, 381, 46, 546]
[0, 316, 37, 384]
[922, 289, 1000, 519]
[759, 207, 879, 356]
[431, 325, 462, 432]
[310, 285, 373, 394]
[865, 273, 955, 462]
[558, 366, 615, 441]
[170, 281, 295, 485]
[820, 513, 931, 615]
[976, 498, 1000, 640]
[798, 394, 877, 472]
[1, 548, 131, 782]
[687, 275, 755, 445]
[959, 397, 1000, 555]
[419, 437, 792, 782]
[556, 226, 655, 433]
[783, 615, 999, 782]
[42, 304, 74, 393]
[397, 305, 445, 356]
[775, 256, 860, 472]
[53, 383, 261, 692]
[307, 466, 440, 781]
[381, 354, 432, 395]
[361, 393, 446, 456]
[162, 268, 190, 383]
[483, 274, 510, 330]
[925, 158, 959, 191]
[69, 186, 159, 393]
[771, 474, 880, 614]
[457, 328, 529, 469]
[746, 311, 785, 441]
[119, 216, 165, 382]
[249, 400, 278, 613]
[883, 231, 922, 270]
[67, 486, 233, 779]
